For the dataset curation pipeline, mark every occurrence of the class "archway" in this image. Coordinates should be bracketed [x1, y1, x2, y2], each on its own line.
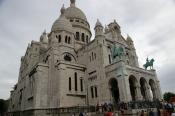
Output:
[149, 79, 157, 100]
[140, 77, 148, 100]
[129, 75, 138, 101]
[109, 78, 120, 103]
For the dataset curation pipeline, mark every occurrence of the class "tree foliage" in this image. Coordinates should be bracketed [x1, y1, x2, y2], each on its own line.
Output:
[163, 92, 175, 102]
[0, 99, 9, 115]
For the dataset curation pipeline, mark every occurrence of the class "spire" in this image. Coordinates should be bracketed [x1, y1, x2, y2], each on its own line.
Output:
[95, 19, 103, 28]
[60, 4, 65, 15]
[70, 0, 76, 7]
[104, 25, 109, 33]
[40, 30, 48, 44]
[43, 29, 46, 35]
[114, 19, 117, 24]
[127, 34, 133, 42]
[94, 19, 104, 37]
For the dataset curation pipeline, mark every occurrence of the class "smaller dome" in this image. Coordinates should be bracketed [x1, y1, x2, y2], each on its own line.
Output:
[51, 5, 73, 32]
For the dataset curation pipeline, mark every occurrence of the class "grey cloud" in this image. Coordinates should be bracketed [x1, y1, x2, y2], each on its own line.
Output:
[0, 0, 4, 5]
[0, 83, 13, 99]
[158, 63, 175, 93]
[147, 27, 175, 47]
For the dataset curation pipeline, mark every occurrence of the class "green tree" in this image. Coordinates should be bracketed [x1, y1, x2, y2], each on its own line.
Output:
[163, 92, 175, 102]
[0, 99, 9, 116]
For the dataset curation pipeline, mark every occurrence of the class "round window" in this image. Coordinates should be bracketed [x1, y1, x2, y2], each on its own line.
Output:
[64, 54, 72, 62]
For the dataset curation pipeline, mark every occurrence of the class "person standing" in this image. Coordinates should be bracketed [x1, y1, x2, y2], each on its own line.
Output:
[79, 112, 84, 116]
[140, 110, 144, 116]
[149, 110, 154, 116]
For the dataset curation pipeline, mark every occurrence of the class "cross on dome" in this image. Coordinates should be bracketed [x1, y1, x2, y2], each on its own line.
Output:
[70, 0, 76, 6]
[70, 0, 75, 4]
[60, 4, 65, 15]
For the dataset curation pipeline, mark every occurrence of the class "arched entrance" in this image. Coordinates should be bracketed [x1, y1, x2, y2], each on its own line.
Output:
[109, 78, 120, 103]
[140, 77, 148, 100]
[149, 79, 157, 100]
[129, 76, 138, 101]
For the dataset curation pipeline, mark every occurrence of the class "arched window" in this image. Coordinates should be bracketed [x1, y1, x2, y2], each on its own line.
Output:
[65, 36, 68, 43]
[68, 37, 71, 44]
[80, 78, 83, 91]
[86, 35, 89, 43]
[76, 32, 80, 40]
[91, 86, 94, 98]
[69, 77, 71, 91]
[82, 33, 85, 42]
[95, 86, 98, 97]
[75, 72, 77, 91]
[108, 55, 111, 64]
[58, 35, 61, 43]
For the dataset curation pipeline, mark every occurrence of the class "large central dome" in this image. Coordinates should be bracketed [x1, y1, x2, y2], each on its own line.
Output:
[64, 0, 87, 21]
[65, 7, 87, 21]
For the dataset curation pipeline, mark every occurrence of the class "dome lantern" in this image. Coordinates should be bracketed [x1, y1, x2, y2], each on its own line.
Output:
[70, 0, 76, 6]
[64, 0, 88, 21]
[60, 4, 65, 15]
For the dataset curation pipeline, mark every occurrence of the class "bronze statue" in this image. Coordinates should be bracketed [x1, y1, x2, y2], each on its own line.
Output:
[112, 46, 124, 60]
[143, 58, 155, 70]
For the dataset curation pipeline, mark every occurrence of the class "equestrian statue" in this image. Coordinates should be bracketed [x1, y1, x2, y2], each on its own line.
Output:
[143, 58, 155, 70]
[111, 46, 124, 62]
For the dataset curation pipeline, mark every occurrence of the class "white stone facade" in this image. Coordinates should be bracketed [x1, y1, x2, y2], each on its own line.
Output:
[9, 0, 162, 115]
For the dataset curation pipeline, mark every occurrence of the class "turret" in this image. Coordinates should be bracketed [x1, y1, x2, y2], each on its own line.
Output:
[40, 30, 48, 44]
[126, 35, 139, 67]
[126, 35, 135, 49]
[104, 25, 109, 33]
[108, 20, 121, 38]
[94, 19, 104, 37]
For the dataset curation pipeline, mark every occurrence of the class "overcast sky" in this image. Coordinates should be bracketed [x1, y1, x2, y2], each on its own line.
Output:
[0, 0, 175, 99]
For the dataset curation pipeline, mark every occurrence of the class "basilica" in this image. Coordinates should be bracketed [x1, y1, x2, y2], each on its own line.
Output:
[9, 0, 162, 115]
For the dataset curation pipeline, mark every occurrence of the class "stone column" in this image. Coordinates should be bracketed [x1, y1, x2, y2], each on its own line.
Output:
[108, 87, 113, 103]
[152, 71, 163, 100]
[154, 84, 162, 100]
[118, 77, 127, 102]
[135, 84, 143, 101]
[123, 76, 133, 102]
[115, 61, 131, 102]
[152, 86, 157, 100]
[156, 82, 163, 100]
[145, 85, 152, 101]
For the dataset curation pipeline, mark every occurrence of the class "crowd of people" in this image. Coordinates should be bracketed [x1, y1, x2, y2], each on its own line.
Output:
[162, 102, 175, 116]
[70, 101, 175, 116]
